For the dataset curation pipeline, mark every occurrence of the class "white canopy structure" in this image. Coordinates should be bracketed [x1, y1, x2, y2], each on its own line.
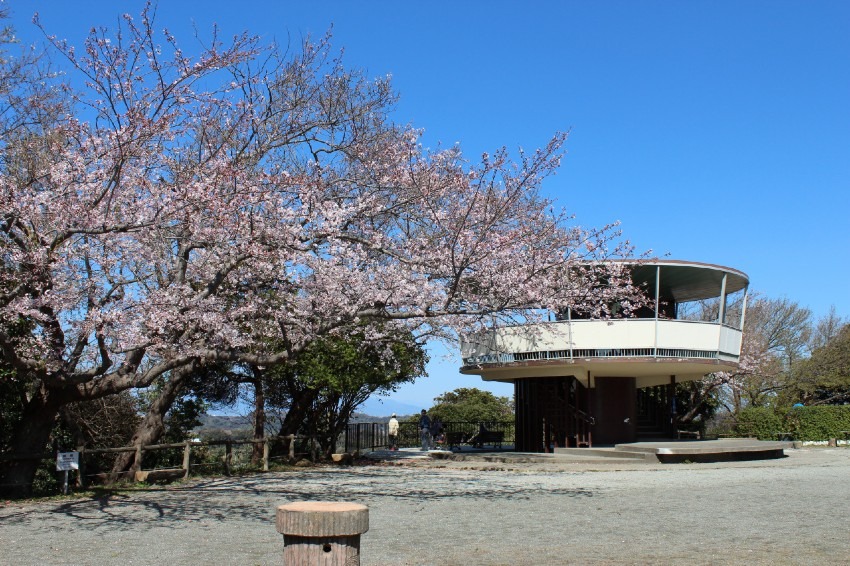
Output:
[458, 260, 749, 448]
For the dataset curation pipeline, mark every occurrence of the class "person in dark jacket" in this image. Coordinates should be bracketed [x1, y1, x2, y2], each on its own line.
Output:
[418, 409, 432, 451]
[431, 417, 444, 449]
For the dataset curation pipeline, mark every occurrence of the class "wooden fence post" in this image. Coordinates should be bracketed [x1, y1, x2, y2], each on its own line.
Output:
[224, 441, 232, 476]
[182, 441, 192, 478]
[288, 434, 296, 461]
[134, 443, 143, 473]
[77, 446, 86, 489]
[263, 439, 270, 472]
[276, 501, 369, 565]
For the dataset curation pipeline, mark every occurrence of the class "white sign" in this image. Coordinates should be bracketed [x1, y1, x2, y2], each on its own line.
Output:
[56, 451, 79, 471]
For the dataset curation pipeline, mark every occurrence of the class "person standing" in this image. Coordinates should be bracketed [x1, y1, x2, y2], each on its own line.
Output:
[418, 409, 432, 451]
[431, 417, 444, 449]
[388, 413, 400, 451]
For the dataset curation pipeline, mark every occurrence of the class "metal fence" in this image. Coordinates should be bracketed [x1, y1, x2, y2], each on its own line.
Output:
[342, 421, 514, 453]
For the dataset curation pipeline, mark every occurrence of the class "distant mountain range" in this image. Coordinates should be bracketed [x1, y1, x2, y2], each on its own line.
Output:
[195, 398, 420, 438]
[195, 414, 254, 438]
[357, 397, 421, 417]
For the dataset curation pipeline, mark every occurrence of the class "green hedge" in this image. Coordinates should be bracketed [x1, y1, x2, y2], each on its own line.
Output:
[735, 407, 784, 440]
[734, 405, 850, 441]
[793, 406, 850, 441]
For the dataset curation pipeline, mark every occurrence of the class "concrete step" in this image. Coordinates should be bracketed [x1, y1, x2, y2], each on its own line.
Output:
[433, 450, 653, 465]
[554, 447, 652, 461]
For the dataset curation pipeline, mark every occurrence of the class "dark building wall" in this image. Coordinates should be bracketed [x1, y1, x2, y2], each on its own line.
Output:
[515, 375, 645, 450]
[515, 378, 543, 452]
[591, 376, 637, 444]
[515, 377, 593, 452]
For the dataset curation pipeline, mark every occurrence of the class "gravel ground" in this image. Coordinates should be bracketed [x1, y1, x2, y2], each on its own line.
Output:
[2, 448, 850, 565]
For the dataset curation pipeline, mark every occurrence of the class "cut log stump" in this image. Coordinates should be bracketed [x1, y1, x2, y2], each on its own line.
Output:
[276, 501, 369, 565]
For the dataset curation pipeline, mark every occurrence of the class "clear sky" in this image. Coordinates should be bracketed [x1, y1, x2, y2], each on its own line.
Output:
[8, 1, 849, 413]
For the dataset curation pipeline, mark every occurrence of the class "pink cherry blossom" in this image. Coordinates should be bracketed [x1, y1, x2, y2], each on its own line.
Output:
[1, 7, 644, 415]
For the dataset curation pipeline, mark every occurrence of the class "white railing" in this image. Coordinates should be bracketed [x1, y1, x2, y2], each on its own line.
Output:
[460, 319, 742, 365]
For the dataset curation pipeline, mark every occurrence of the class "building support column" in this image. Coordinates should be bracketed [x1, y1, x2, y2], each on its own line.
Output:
[740, 285, 750, 331]
[653, 265, 661, 356]
[667, 375, 677, 437]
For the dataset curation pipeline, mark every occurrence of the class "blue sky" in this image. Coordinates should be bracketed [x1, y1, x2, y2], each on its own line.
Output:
[9, 1, 849, 413]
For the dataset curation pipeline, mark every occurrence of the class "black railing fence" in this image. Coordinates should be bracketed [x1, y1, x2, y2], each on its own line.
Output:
[341, 421, 515, 453]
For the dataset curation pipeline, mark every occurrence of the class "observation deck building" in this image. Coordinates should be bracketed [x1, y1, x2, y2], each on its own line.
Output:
[459, 260, 749, 451]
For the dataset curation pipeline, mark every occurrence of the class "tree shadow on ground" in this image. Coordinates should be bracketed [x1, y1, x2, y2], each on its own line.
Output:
[1, 467, 595, 533]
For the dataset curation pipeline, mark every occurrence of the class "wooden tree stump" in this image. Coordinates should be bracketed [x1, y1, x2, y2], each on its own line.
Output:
[276, 501, 369, 565]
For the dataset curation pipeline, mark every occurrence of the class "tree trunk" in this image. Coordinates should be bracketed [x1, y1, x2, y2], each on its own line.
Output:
[732, 389, 742, 415]
[0, 385, 73, 498]
[323, 395, 356, 458]
[678, 383, 716, 425]
[109, 369, 191, 480]
[276, 388, 318, 459]
[251, 375, 265, 466]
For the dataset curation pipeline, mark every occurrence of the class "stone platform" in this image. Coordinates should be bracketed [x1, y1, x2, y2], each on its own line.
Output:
[366, 438, 794, 465]
[558, 438, 794, 463]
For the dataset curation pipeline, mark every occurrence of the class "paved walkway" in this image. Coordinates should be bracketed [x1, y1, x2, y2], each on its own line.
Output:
[2, 447, 850, 565]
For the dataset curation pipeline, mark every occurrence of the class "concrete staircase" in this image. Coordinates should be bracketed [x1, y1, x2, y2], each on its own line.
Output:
[636, 415, 667, 441]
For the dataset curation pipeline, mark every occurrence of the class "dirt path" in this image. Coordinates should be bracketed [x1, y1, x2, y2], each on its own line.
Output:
[2, 448, 849, 565]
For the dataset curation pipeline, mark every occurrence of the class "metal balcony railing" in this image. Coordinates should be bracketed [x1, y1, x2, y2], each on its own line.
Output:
[461, 318, 742, 366]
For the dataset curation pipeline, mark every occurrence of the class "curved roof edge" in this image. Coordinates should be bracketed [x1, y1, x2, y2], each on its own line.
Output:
[605, 259, 749, 302]
[614, 258, 749, 281]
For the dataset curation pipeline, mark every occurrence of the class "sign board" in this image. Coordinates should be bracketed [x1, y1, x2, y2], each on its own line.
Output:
[56, 451, 80, 471]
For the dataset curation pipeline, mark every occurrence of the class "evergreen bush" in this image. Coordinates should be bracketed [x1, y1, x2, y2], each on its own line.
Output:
[735, 407, 783, 439]
[792, 405, 850, 441]
[734, 405, 850, 441]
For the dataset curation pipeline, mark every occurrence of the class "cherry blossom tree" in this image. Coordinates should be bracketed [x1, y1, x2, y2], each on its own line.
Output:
[675, 294, 775, 423]
[0, 6, 639, 495]
[678, 294, 815, 424]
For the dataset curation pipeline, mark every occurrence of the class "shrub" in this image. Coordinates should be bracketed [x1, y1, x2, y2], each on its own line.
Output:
[792, 405, 850, 441]
[733, 405, 850, 441]
[735, 407, 783, 440]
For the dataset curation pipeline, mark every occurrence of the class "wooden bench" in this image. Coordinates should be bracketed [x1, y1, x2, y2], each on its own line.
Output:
[446, 431, 467, 450]
[677, 430, 701, 440]
[446, 430, 506, 450]
[469, 430, 505, 449]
